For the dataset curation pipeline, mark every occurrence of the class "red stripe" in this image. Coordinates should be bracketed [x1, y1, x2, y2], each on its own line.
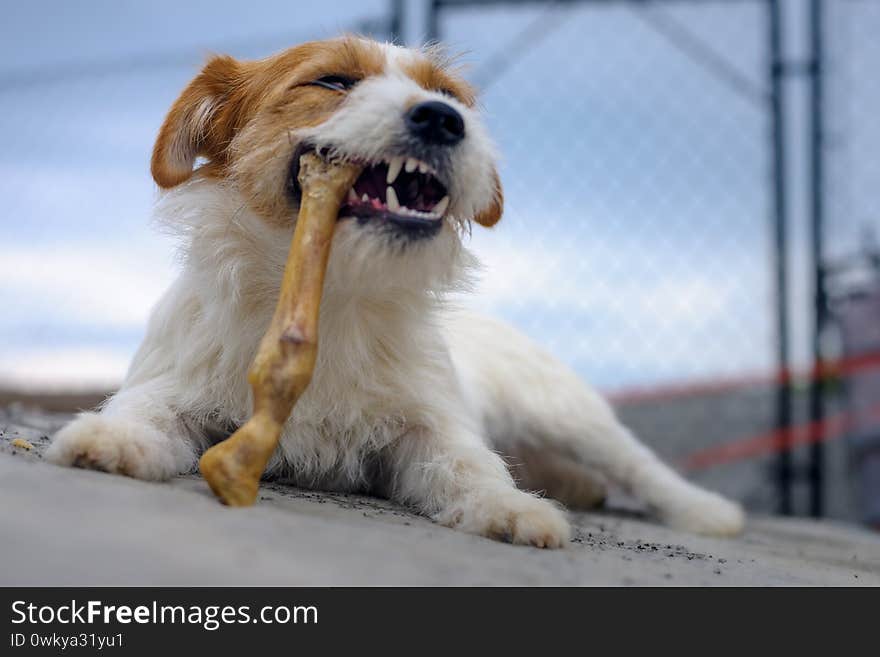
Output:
[601, 351, 880, 470]
[681, 401, 880, 471]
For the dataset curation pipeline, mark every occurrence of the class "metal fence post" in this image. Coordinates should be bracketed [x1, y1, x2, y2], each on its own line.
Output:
[768, 0, 793, 515]
[427, 0, 442, 42]
[807, 0, 827, 517]
[389, 0, 405, 43]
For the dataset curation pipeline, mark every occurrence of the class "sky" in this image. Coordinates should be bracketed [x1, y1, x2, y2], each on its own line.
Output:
[0, 0, 877, 392]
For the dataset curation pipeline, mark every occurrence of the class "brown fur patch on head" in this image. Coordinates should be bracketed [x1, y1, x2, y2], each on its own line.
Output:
[402, 51, 476, 107]
[150, 37, 387, 193]
[227, 38, 389, 222]
[266, 36, 385, 95]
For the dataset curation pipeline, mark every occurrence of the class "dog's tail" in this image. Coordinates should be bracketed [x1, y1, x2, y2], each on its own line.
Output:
[443, 310, 745, 536]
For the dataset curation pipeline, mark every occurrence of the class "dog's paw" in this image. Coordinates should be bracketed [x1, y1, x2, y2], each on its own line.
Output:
[659, 488, 745, 537]
[45, 413, 179, 481]
[441, 489, 571, 549]
[499, 500, 571, 548]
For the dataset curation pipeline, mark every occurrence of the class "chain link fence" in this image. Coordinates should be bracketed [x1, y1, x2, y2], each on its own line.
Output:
[434, 0, 781, 513]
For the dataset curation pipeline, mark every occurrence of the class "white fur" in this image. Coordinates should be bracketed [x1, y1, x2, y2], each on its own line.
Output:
[48, 40, 743, 546]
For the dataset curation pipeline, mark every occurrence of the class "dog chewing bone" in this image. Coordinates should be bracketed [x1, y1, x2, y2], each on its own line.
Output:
[199, 153, 362, 506]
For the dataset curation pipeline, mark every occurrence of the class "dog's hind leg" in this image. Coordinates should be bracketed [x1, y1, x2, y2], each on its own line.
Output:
[445, 312, 744, 536]
[504, 442, 608, 510]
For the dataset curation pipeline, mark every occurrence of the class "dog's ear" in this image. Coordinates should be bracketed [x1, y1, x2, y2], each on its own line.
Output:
[473, 166, 503, 227]
[151, 55, 242, 188]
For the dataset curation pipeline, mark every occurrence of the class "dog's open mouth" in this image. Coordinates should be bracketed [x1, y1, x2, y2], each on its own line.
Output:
[288, 147, 452, 236]
[340, 156, 450, 224]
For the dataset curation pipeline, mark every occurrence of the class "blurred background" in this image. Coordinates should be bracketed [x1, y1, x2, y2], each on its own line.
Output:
[1, 0, 879, 527]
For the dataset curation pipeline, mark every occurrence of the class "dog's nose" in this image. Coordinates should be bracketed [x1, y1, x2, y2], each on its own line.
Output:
[405, 101, 465, 146]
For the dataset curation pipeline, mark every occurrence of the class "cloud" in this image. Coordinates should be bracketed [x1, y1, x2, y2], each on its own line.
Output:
[0, 346, 130, 391]
[0, 242, 176, 328]
[465, 232, 737, 325]
[0, 241, 175, 388]
[459, 231, 772, 388]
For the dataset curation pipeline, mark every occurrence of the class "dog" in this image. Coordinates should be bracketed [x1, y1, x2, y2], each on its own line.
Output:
[47, 36, 744, 547]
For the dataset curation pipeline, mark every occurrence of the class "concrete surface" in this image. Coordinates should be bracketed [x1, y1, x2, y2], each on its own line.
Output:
[1, 407, 879, 586]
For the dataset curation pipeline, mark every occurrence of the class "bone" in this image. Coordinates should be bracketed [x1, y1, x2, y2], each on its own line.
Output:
[198, 153, 361, 506]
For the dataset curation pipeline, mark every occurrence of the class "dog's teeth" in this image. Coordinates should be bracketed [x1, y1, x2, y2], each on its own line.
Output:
[386, 186, 401, 212]
[361, 193, 370, 203]
[386, 156, 404, 184]
[433, 196, 450, 216]
[405, 157, 418, 173]
[418, 161, 429, 174]
[348, 189, 358, 203]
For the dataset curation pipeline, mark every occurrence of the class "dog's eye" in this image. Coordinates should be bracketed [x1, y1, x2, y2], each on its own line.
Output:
[310, 75, 357, 92]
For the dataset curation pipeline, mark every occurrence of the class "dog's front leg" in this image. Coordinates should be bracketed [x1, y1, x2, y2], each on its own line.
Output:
[386, 425, 570, 548]
[46, 378, 200, 481]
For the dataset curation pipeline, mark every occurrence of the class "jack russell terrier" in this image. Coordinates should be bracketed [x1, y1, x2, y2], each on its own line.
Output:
[48, 36, 745, 547]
